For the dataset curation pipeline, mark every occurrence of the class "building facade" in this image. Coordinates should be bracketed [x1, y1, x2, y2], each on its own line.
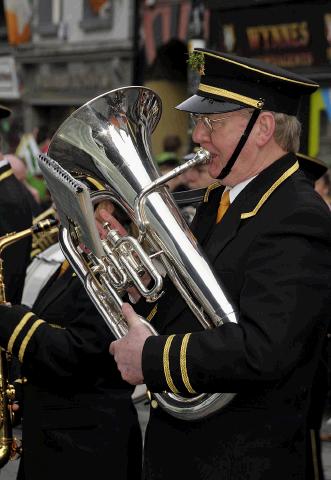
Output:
[2, 1, 326, 163]
[140, 0, 209, 156]
[0, 0, 135, 141]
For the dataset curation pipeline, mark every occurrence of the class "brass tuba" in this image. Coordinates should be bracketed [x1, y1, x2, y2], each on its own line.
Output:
[39, 86, 238, 421]
[0, 218, 58, 466]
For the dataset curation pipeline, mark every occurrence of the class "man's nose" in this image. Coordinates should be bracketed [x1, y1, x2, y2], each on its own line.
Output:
[192, 122, 210, 144]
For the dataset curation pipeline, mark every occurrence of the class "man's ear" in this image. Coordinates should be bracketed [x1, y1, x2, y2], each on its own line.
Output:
[255, 111, 275, 146]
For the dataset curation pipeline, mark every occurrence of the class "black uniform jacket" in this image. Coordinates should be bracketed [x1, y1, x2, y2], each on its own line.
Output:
[140, 153, 331, 480]
[0, 161, 32, 303]
[0, 264, 142, 480]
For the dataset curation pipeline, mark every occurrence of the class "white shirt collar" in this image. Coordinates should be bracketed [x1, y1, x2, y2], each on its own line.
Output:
[225, 176, 256, 203]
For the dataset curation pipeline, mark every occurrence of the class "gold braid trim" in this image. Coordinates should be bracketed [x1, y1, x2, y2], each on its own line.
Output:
[146, 305, 158, 322]
[18, 319, 45, 363]
[204, 182, 221, 203]
[241, 161, 299, 219]
[163, 335, 179, 394]
[199, 83, 264, 109]
[0, 168, 13, 182]
[7, 312, 35, 353]
[180, 333, 196, 394]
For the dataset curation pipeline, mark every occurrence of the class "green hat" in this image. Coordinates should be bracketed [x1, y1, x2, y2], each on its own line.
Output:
[155, 151, 181, 167]
[177, 49, 319, 115]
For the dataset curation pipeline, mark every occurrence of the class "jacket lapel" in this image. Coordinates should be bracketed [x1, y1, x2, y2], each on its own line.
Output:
[159, 153, 299, 328]
[205, 153, 299, 263]
[192, 183, 224, 244]
[203, 192, 243, 260]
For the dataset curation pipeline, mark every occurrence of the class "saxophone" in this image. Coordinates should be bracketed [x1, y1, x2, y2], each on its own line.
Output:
[0, 218, 58, 467]
[30, 207, 59, 259]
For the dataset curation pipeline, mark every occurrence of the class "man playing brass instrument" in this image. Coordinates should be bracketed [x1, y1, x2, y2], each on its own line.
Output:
[100, 50, 331, 479]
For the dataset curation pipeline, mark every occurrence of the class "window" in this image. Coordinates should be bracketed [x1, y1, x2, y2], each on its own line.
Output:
[80, 0, 113, 32]
[37, 0, 61, 37]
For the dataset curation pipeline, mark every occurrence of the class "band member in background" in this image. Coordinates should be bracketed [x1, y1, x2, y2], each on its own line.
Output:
[6, 154, 42, 215]
[0, 105, 33, 304]
[101, 50, 331, 479]
[315, 169, 331, 210]
[0, 181, 142, 480]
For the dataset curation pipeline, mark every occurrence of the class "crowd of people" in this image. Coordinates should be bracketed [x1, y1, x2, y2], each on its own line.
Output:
[0, 47, 330, 480]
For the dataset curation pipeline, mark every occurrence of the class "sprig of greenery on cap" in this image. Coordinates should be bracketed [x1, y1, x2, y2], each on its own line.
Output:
[187, 51, 205, 75]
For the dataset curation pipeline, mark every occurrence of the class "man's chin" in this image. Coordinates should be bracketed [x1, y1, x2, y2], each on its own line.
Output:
[209, 168, 223, 179]
[208, 159, 225, 179]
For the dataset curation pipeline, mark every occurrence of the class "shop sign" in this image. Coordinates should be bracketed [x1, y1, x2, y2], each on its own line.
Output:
[210, 2, 331, 68]
[29, 59, 127, 99]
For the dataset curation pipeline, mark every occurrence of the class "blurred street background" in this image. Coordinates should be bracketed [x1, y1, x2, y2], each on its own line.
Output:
[0, 0, 330, 179]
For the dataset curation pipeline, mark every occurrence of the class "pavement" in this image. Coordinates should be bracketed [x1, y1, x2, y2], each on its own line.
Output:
[321, 416, 331, 480]
[0, 425, 21, 479]
[1, 403, 331, 479]
[323, 441, 331, 480]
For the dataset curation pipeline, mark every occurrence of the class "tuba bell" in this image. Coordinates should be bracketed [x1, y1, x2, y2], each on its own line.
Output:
[38, 86, 238, 421]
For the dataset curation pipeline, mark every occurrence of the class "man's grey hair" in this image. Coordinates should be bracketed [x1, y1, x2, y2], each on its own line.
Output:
[272, 112, 301, 153]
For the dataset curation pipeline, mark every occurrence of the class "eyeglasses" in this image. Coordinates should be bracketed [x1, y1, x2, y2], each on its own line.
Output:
[189, 110, 253, 133]
[189, 113, 228, 133]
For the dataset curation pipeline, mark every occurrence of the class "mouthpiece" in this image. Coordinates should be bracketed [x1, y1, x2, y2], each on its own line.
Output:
[193, 148, 211, 165]
[32, 218, 59, 234]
